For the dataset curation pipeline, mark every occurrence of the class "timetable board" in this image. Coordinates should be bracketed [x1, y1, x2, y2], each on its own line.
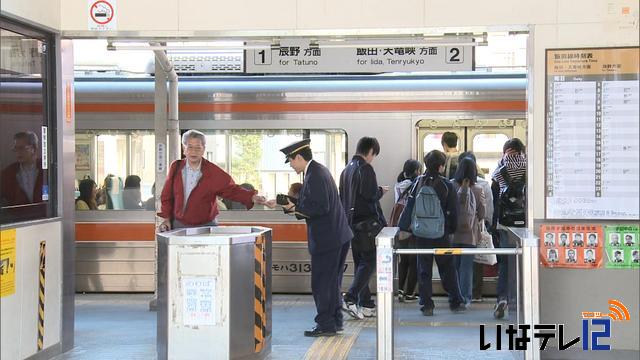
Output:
[545, 47, 639, 220]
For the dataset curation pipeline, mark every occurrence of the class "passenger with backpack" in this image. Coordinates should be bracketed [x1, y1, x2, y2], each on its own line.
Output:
[450, 157, 486, 307]
[391, 159, 422, 302]
[398, 150, 465, 316]
[491, 138, 527, 319]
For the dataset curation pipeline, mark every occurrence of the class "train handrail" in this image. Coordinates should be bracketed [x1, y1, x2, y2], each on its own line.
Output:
[375, 227, 540, 360]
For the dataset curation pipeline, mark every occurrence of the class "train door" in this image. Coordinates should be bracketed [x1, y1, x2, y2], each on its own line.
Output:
[417, 119, 526, 178]
[415, 118, 526, 295]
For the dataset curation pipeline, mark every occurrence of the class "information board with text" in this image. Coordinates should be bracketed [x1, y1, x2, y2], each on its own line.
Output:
[545, 47, 639, 220]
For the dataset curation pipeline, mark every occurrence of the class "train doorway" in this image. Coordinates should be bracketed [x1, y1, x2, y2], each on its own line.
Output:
[414, 118, 527, 296]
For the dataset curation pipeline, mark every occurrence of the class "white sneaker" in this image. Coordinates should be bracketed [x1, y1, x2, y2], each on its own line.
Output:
[361, 306, 376, 318]
[342, 301, 364, 320]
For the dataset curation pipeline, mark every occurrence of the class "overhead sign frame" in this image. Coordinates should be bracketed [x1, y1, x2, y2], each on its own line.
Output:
[245, 37, 475, 74]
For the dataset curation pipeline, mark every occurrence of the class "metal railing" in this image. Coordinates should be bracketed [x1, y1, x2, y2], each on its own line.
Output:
[375, 227, 540, 360]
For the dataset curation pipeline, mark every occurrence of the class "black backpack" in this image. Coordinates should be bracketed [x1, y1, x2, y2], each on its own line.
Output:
[498, 166, 526, 227]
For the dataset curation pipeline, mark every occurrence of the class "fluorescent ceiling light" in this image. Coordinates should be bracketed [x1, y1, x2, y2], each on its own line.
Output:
[108, 36, 486, 51]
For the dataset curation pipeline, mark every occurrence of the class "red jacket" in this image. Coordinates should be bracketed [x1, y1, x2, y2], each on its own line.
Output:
[158, 158, 256, 226]
[1, 161, 44, 205]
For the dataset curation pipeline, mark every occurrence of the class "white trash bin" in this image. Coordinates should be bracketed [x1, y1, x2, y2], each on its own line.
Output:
[156, 226, 272, 360]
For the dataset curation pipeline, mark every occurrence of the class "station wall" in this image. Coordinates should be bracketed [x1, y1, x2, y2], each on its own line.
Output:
[52, 0, 637, 35]
[0, 222, 63, 360]
[0, 0, 59, 30]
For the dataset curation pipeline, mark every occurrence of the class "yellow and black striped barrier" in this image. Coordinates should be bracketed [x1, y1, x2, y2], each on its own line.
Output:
[254, 235, 267, 353]
[37, 241, 46, 351]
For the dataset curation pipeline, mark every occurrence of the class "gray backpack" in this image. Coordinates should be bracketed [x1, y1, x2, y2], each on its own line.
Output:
[456, 185, 477, 233]
[410, 176, 446, 239]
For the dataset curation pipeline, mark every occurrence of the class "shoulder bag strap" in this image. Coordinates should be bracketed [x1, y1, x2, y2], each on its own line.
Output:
[348, 162, 361, 225]
[170, 159, 182, 213]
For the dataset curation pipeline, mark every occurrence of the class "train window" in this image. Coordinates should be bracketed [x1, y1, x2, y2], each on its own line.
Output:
[0, 19, 56, 225]
[422, 132, 461, 157]
[201, 129, 347, 210]
[472, 133, 510, 178]
[74, 129, 347, 211]
[75, 130, 155, 210]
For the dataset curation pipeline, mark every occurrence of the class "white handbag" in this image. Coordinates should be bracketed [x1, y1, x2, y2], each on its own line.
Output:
[474, 222, 497, 265]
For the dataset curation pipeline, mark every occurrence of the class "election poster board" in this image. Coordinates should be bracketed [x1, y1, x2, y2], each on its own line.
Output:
[604, 225, 640, 269]
[545, 47, 639, 220]
[540, 224, 603, 268]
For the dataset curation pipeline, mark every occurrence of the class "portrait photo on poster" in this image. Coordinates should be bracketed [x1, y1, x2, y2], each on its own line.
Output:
[623, 233, 636, 246]
[558, 233, 569, 247]
[611, 249, 625, 263]
[572, 232, 584, 247]
[544, 232, 555, 246]
[566, 248, 578, 263]
[587, 233, 598, 247]
[609, 232, 621, 246]
[547, 248, 559, 263]
[583, 249, 596, 264]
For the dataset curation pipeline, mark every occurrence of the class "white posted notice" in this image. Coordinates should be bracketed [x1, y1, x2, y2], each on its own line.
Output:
[182, 277, 216, 326]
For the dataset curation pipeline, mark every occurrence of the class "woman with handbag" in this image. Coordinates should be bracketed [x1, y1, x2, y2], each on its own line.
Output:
[450, 157, 486, 308]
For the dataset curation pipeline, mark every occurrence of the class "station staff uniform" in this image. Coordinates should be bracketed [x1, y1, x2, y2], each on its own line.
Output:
[280, 139, 353, 335]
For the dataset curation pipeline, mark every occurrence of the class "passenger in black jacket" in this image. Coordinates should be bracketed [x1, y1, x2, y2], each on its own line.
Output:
[339, 137, 388, 319]
[279, 139, 353, 337]
[404, 150, 465, 316]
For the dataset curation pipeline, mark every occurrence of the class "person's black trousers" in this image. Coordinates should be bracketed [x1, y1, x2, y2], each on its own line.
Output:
[311, 242, 350, 330]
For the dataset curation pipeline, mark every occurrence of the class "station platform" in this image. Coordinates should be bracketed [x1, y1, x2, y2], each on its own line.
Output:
[53, 293, 518, 360]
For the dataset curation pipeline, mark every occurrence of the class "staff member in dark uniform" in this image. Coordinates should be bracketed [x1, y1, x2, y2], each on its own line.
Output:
[279, 139, 353, 337]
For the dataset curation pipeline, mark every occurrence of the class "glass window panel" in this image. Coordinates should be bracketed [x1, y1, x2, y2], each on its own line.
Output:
[209, 129, 346, 210]
[0, 23, 54, 224]
[423, 132, 461, 158]
[75, 130, 155, 210]
[472, 133, 510, 178]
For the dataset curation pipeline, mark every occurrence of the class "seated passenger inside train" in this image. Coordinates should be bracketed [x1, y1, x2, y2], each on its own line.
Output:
[122, 175, 143, 209]
[76, 178, 98, 210]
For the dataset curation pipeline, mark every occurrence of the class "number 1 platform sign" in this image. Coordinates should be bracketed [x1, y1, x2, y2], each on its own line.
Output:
[246, 38, 474, 74]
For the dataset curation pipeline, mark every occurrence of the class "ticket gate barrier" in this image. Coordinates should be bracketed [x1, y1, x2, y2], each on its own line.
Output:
[375, 227, 540, 360]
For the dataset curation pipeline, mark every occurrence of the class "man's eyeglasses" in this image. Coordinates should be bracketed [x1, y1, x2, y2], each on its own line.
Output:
[12, 145, 33, 152]
[185, 146, 204, 152]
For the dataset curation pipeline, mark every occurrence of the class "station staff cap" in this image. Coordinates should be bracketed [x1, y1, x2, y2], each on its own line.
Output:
[280, 139, 311, 163]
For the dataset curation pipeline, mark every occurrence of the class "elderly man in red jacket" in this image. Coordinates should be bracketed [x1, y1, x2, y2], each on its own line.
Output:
[157, 129, 269, 231]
